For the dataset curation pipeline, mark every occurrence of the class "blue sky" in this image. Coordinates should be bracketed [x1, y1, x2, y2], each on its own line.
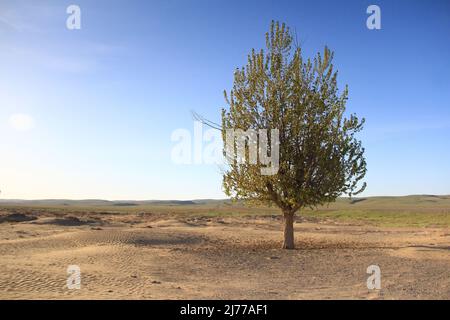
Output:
[0, 0, 449, 200]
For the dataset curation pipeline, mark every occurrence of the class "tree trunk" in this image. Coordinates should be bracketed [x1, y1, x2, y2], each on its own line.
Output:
[282, 210, 295, 249]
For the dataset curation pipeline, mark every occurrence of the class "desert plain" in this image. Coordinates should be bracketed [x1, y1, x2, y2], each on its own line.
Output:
[0, 196, 449, 299]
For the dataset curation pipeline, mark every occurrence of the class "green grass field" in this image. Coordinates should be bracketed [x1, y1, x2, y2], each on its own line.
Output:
[1, 195, 450, 228]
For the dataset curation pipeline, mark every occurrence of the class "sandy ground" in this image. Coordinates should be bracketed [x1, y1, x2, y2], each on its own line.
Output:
[0, 211, 449, 299]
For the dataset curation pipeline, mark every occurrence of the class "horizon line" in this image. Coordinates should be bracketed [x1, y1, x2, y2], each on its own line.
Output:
[0, 194, 449, 202]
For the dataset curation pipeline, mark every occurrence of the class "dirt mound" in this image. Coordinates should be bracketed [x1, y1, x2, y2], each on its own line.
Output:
[0, 213, 37, 223]
[32, 216, 97, 226]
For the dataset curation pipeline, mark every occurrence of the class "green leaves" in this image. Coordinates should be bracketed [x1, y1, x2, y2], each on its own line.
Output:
[222, 21, 367, 213]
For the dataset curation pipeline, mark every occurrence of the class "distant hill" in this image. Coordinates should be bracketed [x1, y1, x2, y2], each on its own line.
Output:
[0, 199, 228, 207]
[0, 195, 449, 209]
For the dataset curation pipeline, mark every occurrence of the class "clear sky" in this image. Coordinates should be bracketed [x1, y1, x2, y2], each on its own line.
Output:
[0, 0, 449, 200]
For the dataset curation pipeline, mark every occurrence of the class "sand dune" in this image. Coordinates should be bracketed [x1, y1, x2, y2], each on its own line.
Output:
[0, 210, 449, 299]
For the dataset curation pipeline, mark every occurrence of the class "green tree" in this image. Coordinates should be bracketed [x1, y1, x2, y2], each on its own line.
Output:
[222, 21, 367, 249]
